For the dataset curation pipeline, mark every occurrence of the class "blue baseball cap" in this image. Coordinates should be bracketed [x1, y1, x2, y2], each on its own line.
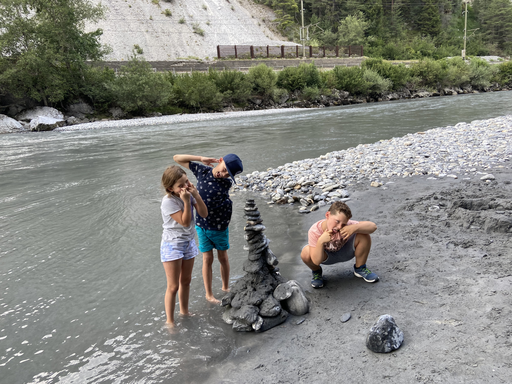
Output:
[224, 154, 243, 182]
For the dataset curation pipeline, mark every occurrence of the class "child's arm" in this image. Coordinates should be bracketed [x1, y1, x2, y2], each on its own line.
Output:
[170, 188, 193, 227]
[189, 183, 208, 218]
[173, 154, 219, 169]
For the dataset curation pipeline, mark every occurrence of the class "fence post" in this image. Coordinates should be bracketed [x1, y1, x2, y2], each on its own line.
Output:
[281, 45, 284, 58]
[323, 46, 326, 57]
[267, 45, 269, 58]
[361, 45, 363, 57]
[309, 45, 312, 57]
[217, 45, 221, 59]
[335, 46, 339, 57]
[348, 45, 351, 57]
[250, 45, 254, 59]
[296, 45, 299, 57]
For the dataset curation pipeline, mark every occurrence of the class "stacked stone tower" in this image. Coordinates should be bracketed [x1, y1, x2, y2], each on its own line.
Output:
[221, 199, 309, 332]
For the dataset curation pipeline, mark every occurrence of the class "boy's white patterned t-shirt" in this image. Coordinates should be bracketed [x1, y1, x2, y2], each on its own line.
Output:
[189, 162, 233, 231]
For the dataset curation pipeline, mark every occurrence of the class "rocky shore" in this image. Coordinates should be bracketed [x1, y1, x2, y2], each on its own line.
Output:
[233, 115, 512, 212]
[1, 87, 510, 135]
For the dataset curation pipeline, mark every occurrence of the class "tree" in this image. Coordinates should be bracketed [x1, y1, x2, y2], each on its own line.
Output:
[473, 0, 512, 54]
[0, 0, 109, 105]
[417, 0, 442, 37]
[336, 12, 369, 46]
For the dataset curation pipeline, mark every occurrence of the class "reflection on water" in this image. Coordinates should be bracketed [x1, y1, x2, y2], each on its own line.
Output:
[1, 92, 511, 383]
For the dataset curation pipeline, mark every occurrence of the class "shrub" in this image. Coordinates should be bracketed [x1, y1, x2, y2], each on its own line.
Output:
[209, 69, 252, 105]
[362, 58, 410, 90]
[107, 57, 173, 115]
[192, 23, 204, 36]
[363, 69, 392, 95]
[302, 86, 321, 102]
[80, 66, 117, 112]
[440, 57, 470, 88]
[495, 61, 512, 85]
[173, 72, 222, 111]
[409, 58, 445, 89]
[162, 9, 172, 17]
[277, 63, 322, 92]
[247, 64, 277, 98]
[467, 58, 497, 90]
[332, 66, 367, 95]
[178, 17, 185, 24]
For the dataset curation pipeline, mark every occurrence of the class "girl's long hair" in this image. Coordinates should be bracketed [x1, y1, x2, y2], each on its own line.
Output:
[162, 166, 186, 196]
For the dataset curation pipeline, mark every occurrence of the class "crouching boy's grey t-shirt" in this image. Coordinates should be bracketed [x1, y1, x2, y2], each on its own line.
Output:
[161, 194, 197, 243]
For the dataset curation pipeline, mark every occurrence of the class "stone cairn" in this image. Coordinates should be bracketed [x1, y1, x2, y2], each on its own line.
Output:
[221, 199, 309, 332]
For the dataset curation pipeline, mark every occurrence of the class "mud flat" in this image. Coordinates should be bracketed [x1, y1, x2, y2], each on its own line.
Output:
[206, 166, 512, 383]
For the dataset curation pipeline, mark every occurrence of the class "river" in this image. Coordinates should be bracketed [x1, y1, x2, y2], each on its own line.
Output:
[1, 92, 511, 383]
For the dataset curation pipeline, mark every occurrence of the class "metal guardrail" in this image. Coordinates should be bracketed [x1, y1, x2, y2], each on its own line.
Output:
[217, 45, 363, 59]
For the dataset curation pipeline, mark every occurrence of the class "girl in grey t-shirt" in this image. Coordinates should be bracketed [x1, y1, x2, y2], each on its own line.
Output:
[160, 166, 207, 327]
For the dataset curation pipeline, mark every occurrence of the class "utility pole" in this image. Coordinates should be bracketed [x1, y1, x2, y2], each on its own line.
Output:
[300, 0, 305, 58]
[462, 1, 468, 59]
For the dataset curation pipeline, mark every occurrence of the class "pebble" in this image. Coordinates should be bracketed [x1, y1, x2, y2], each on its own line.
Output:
[232, 116, 512, 212]
[341, 312, 351, 323]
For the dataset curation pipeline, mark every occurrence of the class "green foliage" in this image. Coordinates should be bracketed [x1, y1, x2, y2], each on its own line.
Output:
[467, 57, 497, 89]
[336, 12, 368, 46]
[162, 9, 172, 17]
[133, 44, 144, 55]
[409, 59, 445, 89]
[301, 86, 321, 102]
[495, 61, 512, 85]
[173, 72, 222, 111]
[417, 0, 442, 37]
[0, 0, 109, 105]
[192, 23, 204, 36]
[80, 66, 117, 112]
[440, 57, 470, 88]
[276, 63, 322, 92]
[178, 17, 185, 24]
[209, 69, 252, 105]
[332, 66, 367, 95]
[362, 58, 410, 90]
[247, 64, 277, 98]
[107, 56, 173, 115]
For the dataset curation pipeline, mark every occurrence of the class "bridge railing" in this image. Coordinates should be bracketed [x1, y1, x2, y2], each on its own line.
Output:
[217, 45, 363, 59]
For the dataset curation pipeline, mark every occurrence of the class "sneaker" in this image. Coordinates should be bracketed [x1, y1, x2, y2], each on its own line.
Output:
[311, 268, 324, 289]
[354, 265, 379, 283]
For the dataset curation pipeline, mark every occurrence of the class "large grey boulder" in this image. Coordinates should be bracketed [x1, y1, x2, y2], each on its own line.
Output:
[29, 116, 66, 132]
[66, 101, 93, 118]
[366, 314, 404, 353]
[0, 114, 24, 134]
[281, 280, 309, 316]
[16, 106, 64, 122]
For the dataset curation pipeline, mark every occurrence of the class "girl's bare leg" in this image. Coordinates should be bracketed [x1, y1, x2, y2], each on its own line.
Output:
[163, 260, 182, 326]
[178, 257, 195, 315]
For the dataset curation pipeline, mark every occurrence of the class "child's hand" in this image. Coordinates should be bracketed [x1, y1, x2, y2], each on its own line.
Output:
[319, 229, 332, 244]
[200, 157, 219, 167]
[187, 182, 199, 197]
[179, 187, 190, 201]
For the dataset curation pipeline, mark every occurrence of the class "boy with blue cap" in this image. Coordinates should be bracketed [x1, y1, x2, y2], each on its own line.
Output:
[173, 153, 243, 304]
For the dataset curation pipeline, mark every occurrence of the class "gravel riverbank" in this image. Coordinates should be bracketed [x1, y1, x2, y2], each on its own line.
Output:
[233, 115, 512, 212]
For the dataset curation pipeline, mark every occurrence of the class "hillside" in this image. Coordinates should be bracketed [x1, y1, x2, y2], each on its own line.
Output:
[88, 0, 293, 61]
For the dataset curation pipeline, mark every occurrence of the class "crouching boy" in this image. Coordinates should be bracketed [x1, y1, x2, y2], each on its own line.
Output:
[301, 201, 379, 288]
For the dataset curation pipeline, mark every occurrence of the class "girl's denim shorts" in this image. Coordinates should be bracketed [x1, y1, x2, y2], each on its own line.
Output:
[160, 239, 198, 262]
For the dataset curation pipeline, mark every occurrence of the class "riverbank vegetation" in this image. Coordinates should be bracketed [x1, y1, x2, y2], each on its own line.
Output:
[1, 0, 512, 121]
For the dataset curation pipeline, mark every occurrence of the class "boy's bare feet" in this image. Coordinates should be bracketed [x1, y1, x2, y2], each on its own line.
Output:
[206, 296, 221, 304]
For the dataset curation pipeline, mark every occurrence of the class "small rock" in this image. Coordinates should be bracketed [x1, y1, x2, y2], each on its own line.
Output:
[341, 313, 351, 323]
[366, 314, 404, 353]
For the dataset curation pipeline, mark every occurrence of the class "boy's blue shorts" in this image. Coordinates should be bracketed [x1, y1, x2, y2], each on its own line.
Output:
[195, 226, 230, 252]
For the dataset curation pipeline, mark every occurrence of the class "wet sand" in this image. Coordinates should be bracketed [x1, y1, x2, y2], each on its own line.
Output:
[205, 167, 512, 383]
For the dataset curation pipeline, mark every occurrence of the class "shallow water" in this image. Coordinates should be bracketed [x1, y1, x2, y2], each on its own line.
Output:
[1, 92, 511, 383]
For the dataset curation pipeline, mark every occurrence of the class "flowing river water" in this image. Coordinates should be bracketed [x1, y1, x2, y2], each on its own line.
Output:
[1, 92, 512, 383]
